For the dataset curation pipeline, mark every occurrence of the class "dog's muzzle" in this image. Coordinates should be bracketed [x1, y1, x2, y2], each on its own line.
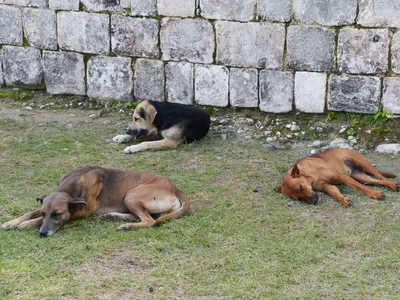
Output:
[311, 195, 319, 205]
[126, 128, 148, 139]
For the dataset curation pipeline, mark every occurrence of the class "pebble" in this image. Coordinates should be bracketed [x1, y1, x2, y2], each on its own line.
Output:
[375, 144, 400, 154]
[310, 149, 317, 155]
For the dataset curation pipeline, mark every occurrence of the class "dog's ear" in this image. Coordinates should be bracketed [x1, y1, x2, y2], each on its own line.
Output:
[275, 184, 282, 193]
[146, 105, 157, 123]
[291, 164, 301, 178]
[36, 195, 47, 204]
[68, 197, 87, 213]
[138, 107, 146, 119]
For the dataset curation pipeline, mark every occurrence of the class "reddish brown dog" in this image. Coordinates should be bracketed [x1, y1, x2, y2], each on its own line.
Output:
[276, 149, 399, 206]
[2, 166, 190, 237]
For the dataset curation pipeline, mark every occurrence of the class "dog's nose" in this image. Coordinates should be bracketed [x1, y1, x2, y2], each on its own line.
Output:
[39, 230, 48, 237]
[126, 128, 132, 135]
[311, 195, 319, 205]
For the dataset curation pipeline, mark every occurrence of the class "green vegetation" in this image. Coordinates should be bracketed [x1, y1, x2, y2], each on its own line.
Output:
[0, 104, 399, 299]
[0, 90, 34, 100]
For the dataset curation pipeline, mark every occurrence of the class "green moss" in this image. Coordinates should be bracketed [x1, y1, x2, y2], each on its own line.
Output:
[0, 90, 34, 100]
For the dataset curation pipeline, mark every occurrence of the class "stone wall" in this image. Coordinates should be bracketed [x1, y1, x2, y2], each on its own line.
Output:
[0, 0, 400, 114]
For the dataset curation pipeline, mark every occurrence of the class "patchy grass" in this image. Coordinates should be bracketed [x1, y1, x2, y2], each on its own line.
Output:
[0, 105, 399, 299]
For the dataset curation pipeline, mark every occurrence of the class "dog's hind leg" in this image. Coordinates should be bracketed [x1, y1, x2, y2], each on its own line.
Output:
[320, 183, 353, 206]
[1, 208, 42, 230]
[352, 171, 399, 192]
[102, 212, 139, 221]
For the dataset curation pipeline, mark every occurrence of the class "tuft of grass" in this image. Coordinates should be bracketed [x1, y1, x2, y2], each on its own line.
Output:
[0, 106, 399, 299]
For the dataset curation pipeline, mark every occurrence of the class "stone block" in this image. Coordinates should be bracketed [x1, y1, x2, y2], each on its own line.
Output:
[294, 0, 357, 26]
[134, 59, 164, 102]
[0, 51, 3, 86]
[258, 0, 291, 22]
[131, 0, 156, 16]
[58, 12, 109, 55]
[216, 21, 285, 69]
[166, 62, 194, 105]
[111, 16, 159, 58]
[158, 0, 195, 17]
[81, 0, 129, 12]
[43, 51, 85, 95]
[328, 75, 381, 114]
[287, 26, 336, 72]
[392, 32, 400, 75]
[229, 68, 258, 108]
[195, 64, 229, 107]
[3, 0, 46, 7]
[0, 5, 22, 45]
[161, 18, 214, 64]
[87, 56, 133, 101]
[295, 72, 326, 113]
[22, 8, 57, 50]
[358, 0, 400, 27]
[382, 78, 400, 114]
[338, 28, 388, 74]
[2, 46, 43, 88]
[259, 70, 293, 113]
[201, 0, 255, 21]
[49, 0, 79, 10]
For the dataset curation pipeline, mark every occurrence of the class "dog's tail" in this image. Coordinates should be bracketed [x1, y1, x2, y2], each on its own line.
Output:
[154, 190, 191, 226]
[378, 171, 397, 178]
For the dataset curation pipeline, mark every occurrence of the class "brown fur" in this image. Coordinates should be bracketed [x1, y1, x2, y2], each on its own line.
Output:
[276, 149, 399, 206]
[2, 166, 190, 236]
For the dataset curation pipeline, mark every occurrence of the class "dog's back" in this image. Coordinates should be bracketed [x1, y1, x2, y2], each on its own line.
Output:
[150, 101, 210, 143]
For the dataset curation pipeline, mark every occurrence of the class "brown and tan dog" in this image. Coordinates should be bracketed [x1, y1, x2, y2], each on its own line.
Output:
[276, 149, 399, 206]
[113, 100, 210, 154]
[2, 166, 190, 237]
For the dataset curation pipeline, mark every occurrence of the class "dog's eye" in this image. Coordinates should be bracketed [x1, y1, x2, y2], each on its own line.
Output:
[41, 211, 45, 217]
[300, 185, 304, 192]
[51, 212, 62, 218]
[134, 117, 140, 121]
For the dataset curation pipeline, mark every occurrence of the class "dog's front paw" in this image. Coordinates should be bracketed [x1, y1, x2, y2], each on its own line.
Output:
[117, 224, 133, 231]
[123, 145, 143, 154]
[342, 196, 353, 207]
[370, 191, 385, 200]
[1, 220, 19, 230]
[112, 134, 132, 143]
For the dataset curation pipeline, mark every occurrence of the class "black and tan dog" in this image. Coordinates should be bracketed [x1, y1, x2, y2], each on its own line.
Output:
[113, 100, 211, 154]
[1, 166, 190, 237]
[276, 148, 399, 206]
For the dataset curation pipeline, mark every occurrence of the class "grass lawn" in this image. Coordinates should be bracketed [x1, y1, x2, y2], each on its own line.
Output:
[0, 103, 399, 299]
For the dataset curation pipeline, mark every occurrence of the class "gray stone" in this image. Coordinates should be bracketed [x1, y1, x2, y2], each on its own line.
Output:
[358, 0, 400, 27]
[201, 0, 255, 21]
[158, 0, 195, 17]
[81, 0, 129, 12]
[375, 144, 400, 154]
[166, 62, 194, 105]
[0, 5, 22, 45]
[216, 21, 285, 69]
[2, 46, 43, 88]
[22, 8, 57, 50]
[3, 0, 46, 7]
[382, 78, 400, 114]
[49, 0, 79, 10]
[161, 18, 214, 64]
[328, 75, 381, 114]
[195, 64, 229, 107]
[338, 28, 389, 74]
[294, 0, 357, 26]
[58, 12, 109, 55]
[259, 70, 293, 113]
[258, 0, 291, 22]
[0, 51, 3, 86]
[392, 32, 400, 75]
[87, 56, 133, 101]
[295, 72, 326, 113]
[43, 51, 85, 95]
[287, 26, 335, 72]
[131, 0, 156, 16]
[324, 138, 353, 150]
[134, 59, 164, 102]
[229, 68, 258, 108]
[111, 16, 159, 58]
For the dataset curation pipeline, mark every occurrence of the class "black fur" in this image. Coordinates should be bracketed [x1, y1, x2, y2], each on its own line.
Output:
[149, 101, 210, 143]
